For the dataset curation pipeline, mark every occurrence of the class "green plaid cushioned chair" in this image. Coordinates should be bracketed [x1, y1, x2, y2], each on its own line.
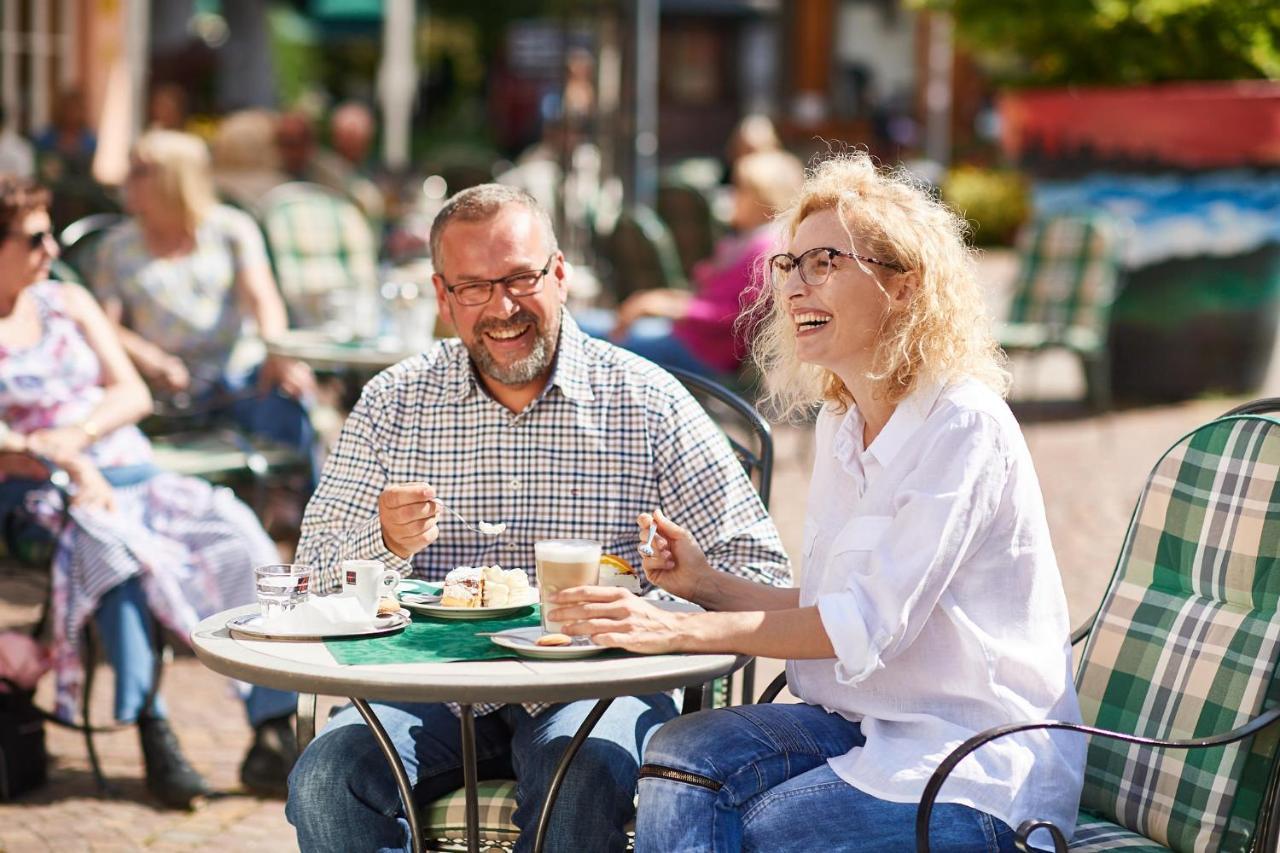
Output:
[1000, 213, 1125, 410]
[258, 182, 379, 329]
[912, 399, 1280, 852]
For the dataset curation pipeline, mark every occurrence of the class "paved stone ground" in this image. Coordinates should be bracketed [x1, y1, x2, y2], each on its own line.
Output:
[2, 250, 1276, 850]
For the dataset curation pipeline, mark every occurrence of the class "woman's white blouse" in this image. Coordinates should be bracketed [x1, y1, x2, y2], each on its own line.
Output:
[787, 378, 1085, 844]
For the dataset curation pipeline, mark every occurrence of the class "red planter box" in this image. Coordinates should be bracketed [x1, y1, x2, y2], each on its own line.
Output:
[1000, 81, 1280, 169]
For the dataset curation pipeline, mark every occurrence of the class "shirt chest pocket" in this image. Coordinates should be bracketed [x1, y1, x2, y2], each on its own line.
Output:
[827, 515, 894, 577]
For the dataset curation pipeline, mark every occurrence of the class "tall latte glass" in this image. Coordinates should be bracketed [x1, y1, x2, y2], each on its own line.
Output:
[535, 539, 601, 634]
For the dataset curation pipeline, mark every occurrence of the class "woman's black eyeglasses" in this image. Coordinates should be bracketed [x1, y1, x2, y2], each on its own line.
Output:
[4, 230, 54, 251]
[440, 254, 556, 306]
[768, 247, 904, 290]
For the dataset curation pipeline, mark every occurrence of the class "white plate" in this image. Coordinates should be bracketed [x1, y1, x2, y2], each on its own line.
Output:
[399, 595, 536, 620]
[227, 610, 411, 641]
[488, 627, 607, 660]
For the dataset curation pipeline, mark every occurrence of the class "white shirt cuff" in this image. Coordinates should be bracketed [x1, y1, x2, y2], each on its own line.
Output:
[817, 591, 885, 686]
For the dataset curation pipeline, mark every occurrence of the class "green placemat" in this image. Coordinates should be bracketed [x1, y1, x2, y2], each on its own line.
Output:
[325, 608, 542, 665]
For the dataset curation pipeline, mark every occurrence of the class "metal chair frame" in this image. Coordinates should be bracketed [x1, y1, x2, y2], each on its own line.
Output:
[1, 478, 167, 795]
[915, 397, 1280, 852]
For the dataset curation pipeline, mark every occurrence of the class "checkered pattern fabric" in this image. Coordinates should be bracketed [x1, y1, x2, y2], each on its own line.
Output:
[422, 781, 638, 851]
[1073, 414, 1280, 852]
[1002, 214, 1122, 354]
[424, 779, 520, 846]
[296, 315, 789, 719]
[1070, 811, 1170, 851]
[260, 183, 378, 328]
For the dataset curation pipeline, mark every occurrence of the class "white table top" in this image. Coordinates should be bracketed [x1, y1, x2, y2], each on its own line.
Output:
[192, 604, 747, 705]
[265, 330, 424, 371]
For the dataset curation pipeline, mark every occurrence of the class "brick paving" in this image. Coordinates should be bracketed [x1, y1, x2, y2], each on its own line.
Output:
[2, 250, 1276, 849]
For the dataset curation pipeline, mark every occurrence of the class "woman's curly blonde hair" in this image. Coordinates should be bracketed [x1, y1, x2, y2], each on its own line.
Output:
[743, 151, 1009, 421]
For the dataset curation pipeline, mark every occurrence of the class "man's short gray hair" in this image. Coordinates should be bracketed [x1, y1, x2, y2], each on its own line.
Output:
[429, 183, 558, 269]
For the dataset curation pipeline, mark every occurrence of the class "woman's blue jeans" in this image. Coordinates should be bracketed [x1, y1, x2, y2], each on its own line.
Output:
[215, 363, 319, 489]
[94, 575, 296, 725]
[636, 703, 1018, 852]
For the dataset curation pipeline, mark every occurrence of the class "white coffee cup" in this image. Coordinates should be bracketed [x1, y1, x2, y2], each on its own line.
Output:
[341, 560, 401, 618]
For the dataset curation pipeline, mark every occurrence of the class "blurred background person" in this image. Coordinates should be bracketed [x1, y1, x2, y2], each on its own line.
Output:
[0, 105, 34, 177]
[724, 113, 783, 183]
[311, 100, 385, 224]
[208, 108, 286, 213]
[274, 110, 318, 184]
[35, 88, 109, 229]
[93, 130, 317, 480]
[34, 88, 96, 175]
[147, 82, 190, 132]
[0, 176, 298, 808]
[578, 149, 804, 379]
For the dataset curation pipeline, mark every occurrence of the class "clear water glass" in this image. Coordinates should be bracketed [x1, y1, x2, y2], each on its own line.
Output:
[255, 563, 314, 620]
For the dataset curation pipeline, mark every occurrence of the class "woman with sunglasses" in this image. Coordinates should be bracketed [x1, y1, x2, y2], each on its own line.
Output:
[0, 176, 298, 808]
[548, 153, 1084, 851]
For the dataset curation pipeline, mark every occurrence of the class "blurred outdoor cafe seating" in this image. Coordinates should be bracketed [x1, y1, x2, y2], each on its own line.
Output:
[258, 181, 380, 330]
[999, 212, 1127, 411]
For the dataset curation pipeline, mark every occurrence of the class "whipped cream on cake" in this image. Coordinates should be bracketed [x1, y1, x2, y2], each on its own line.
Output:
[441, 567, 484, 607]
[440, 565, 533, 608]
[481, 565, 532, 606]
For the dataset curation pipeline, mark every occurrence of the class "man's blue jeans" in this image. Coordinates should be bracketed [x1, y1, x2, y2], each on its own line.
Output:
[636, 703, 1018, 852]
[286, 694, 678, 853]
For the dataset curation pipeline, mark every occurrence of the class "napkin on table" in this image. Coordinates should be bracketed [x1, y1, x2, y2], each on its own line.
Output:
[258, 594, 379, 635]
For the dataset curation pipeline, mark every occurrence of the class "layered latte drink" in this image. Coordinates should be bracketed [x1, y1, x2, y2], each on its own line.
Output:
[534, 539, 601, 633]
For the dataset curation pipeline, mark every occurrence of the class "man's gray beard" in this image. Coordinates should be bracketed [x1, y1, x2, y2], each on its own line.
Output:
[468, 310, 560, 386]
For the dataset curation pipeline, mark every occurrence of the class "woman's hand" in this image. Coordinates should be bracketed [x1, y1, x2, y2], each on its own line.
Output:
[258, 354, 316, 400]
[637, 509, 716, 603]
[65, 459, 116, 514]
[26, 426, 91, 464]
[548, 587, 690, 654]
[145, 353, 191, 394]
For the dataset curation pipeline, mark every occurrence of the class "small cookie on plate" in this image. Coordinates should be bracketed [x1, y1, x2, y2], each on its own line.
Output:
[535, 633, 572, 647]
[377, 597, 402, 617]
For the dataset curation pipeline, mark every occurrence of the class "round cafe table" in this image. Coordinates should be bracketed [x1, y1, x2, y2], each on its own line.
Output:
[191, 604, 747, 853]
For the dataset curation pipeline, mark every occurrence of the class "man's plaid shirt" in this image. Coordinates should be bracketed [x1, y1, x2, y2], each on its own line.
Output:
[297, 315, 790, 717]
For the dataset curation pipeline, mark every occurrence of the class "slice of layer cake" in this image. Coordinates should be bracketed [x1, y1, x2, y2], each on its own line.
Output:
[441, 566, 484, 607]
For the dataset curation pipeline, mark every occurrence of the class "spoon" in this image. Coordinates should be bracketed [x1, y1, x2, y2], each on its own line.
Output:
[638, 520, 658, 557]
[372, 447, 507, 536]
[434, 499, 507, 537]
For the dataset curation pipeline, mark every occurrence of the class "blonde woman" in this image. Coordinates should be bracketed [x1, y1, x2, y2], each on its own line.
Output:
[550, 152, 1085, 851]
[94, 130, 315, 474]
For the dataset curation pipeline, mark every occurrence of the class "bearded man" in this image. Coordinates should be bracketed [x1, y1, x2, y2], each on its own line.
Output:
[286, 184, 789, 853]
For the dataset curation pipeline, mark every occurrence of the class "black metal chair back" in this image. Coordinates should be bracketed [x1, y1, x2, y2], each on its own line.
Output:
[664, 366, 773, 707]
[663, 366, 772, 509]
[58, 212, 125, 289]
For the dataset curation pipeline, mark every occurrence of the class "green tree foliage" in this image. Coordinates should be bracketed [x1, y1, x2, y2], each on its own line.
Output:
[915, 0, 1280, 86]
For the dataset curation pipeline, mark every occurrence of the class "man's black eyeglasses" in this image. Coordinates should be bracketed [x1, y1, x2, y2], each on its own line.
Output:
[4, 230, 54, 251]
[768, 247, 904, 290]
[440, 254, 556, 306]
